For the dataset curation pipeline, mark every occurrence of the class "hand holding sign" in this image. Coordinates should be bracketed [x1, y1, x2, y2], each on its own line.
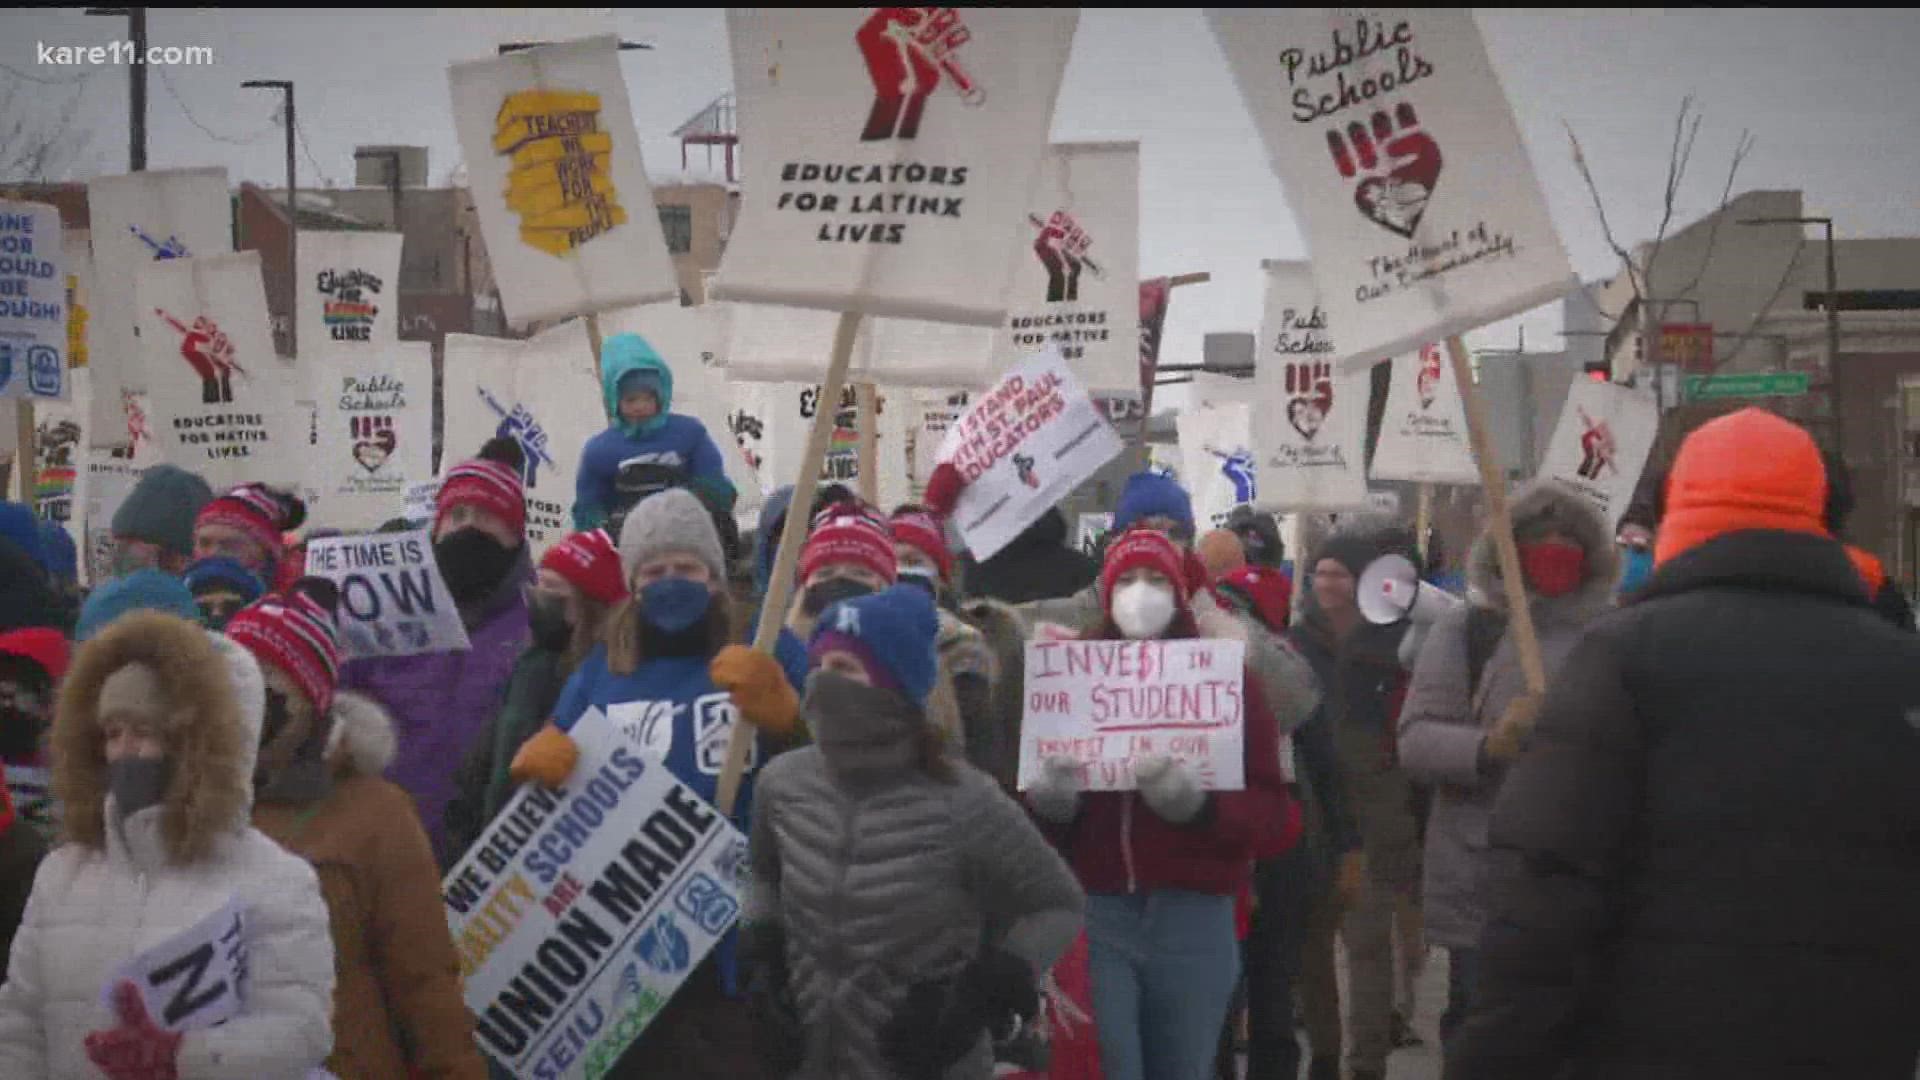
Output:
[85, 981, 185, 1080]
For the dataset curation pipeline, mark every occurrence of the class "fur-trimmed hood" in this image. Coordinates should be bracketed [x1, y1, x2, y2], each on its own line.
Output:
[54, 612, 263, 866]
[1467, 480, 1620, 615]
[324, 690, 397, 778]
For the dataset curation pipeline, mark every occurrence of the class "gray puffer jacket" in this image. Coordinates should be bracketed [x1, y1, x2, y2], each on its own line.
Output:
[1396, 481, 1618, 949]
[748, 740, 1084, 1080]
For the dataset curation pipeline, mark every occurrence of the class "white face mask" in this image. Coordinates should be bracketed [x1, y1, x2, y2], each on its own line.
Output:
[1111, 580, 1177, 640]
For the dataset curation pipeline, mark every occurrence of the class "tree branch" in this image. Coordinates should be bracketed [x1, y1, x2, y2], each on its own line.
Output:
[1668, 127, 1755, 308]
[1707, 238, 1807, 375]
[1565, 120, 1644, 301]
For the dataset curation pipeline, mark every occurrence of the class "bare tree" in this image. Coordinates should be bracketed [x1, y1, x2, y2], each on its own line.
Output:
[0, 71, 97, 182]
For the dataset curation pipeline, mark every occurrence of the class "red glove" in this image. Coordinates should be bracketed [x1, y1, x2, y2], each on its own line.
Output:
[923, 462, 965, 519]
[85, 982, 183, 1080]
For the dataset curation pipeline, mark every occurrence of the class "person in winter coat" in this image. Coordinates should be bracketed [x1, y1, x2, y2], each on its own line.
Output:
[1819, 451, 1916, 630]
[510, 486, 803, 1078]
[1226, 505, 1286, 572]
[192, 482, 305, 587]
[444, 528, 629, 861]
[1395, 481, 1618, 1047]
[0, 535, 66, 635]
[1445, 408, 1920, 1080]
[235, 582, 487, 1080]
[573, 331, 736, 531]
[1287, 529, 1413, 1080]
[1025, 527, 1299, 1080]
[0, 759, 45, 984]
[0, 628, 70, 841]
[743, 584, 1085, 1079]
[183, 555, 265, 632]
[955, 506, 1098, 606]
[891, 505, 1005, 781]
[107, 463, 214, 578]
[1197, 528, 1248, 581]
[341, 437, 534, 866]
[0, 609, 335, 1078]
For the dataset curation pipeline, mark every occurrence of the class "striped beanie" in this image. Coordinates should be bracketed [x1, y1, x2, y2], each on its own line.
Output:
[225, 579, 342, 715]
[888, 507, 953, 582]
[437, 437, 527, 538]
[540, 528, 628, 604]
[196, 484, 306, 564]
[800, 501, 897, 587]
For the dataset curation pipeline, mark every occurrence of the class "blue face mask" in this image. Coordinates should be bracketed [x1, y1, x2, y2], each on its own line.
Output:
[1618, 546, 1653, 595]
[639, 577, 713, 634]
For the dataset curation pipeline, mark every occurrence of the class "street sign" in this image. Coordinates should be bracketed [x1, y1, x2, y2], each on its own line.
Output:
[1684, 372, 1809, 401]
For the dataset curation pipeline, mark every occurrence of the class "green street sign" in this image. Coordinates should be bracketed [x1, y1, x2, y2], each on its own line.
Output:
[1684, 372, 1810, 401]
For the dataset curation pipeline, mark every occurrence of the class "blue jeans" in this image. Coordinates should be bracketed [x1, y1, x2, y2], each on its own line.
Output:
[1087, 890, 1241, 1080]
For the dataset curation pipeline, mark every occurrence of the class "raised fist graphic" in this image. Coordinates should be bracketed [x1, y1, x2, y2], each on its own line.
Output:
[352, 414, 398, 473]
[1576, 409, 1616, 480]
[1326, 102, 1443, 238]
[857, 7, 981, 142]
[1211, 447, 1258, 505]
[157, 309, 244, 404]
[1285, 361, 1336, 441]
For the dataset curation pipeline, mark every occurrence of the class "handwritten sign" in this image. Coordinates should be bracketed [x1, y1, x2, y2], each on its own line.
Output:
[102, 894, 248, 1033]
[1017, 638, 1247, 792]
[443, 708, 746, 1080]
[304, 529, 470, 658]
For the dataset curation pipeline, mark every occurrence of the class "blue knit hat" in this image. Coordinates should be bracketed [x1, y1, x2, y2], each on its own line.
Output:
[111, 465, 214, 558]
[182, 556, 266, 604]
[37, 522, 76, 585]
[1113, 470, 1194, 536]
[0, 502, 45, 572]
[808, 584, 940, 706]
[76, 569, 201, 642]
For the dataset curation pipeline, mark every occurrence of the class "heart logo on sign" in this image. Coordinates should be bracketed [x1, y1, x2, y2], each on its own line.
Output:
[1284, 361, 1334, 442]
[1327, 104, 1445, 240]
[351, 415, 397, 474]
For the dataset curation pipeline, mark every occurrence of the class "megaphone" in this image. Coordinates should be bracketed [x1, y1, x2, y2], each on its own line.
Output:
[1358, 554, 1463, 627]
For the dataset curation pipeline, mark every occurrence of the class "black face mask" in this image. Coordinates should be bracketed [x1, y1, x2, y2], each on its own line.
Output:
[435, 530, 519, 604]
[528, 595, 574, 653]
[0, 708, 44, 761]
[802, 577, 876, 617]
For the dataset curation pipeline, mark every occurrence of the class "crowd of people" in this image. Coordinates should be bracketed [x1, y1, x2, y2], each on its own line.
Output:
[0, 323, 1915, 1080]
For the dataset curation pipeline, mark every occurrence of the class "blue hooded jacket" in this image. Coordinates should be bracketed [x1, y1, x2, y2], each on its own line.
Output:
[573, 332, 736, 529]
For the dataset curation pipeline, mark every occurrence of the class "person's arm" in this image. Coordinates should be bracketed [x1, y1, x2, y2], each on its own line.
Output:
[1166, 674, 1294, 858]
[0, 850, 62, 1076]
[961, 778, 1086, 975]
[1292, 706, 1360, 855]
[1397, 608, 1492, 789]
[952, 671, 1002, 782]
[572, 431, 613, 530]
[367, 787, 489, 1079]
[744, 762, 784, 929]
[684, 420, 738, 512]
[1442, 623, 1641, 1080]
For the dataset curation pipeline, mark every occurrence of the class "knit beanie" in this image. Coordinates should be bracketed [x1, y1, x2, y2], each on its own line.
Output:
[0, 502, 45, 573]
[1197, 529, 1247, 580]
[111, 464, 214, 558]
[225, 579, 342, 715]
[0, 627, 71, 683]
[437, 437, 528, 538]
[1217, 565, 1294, 633]
[889, 508, 953, 582]
[617, 488, 727, 585]
[1099, 528, 1191, 610]
[542, 528, 628, 604]
[76, 569, 200, 641]
[1656, 409, 1830, 567]
[183, 556, 266, 606]
[36, 523, 76, 585]
[195, 484, 307, 564]
[807, 584, 940, 706]
[1313, 534, 1382, 580]
[801, 502, 898, 587]
[1112, 470, 1194, 535]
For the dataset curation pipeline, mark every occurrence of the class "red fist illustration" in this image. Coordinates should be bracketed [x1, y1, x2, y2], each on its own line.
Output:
[1326, 102, 1443, 238]
[1285, 361, 1335, 441]
[856, 7, 981, 142]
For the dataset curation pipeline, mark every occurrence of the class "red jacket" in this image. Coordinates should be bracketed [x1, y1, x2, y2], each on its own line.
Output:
[1043, 668, 1299, 897]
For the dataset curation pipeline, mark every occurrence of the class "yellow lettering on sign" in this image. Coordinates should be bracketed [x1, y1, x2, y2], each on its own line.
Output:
[494, 88, 625, 256]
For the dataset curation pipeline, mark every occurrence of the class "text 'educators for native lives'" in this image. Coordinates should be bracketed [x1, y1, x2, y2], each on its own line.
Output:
[713, 9, 1078, 324]
[449, 35, 679, 328]
[1018, 637, 1248, 793]
[442, 710, 748, 1080]
[1208, 9, 1575, 369]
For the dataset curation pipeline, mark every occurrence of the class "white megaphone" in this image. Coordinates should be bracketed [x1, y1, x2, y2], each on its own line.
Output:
[1358, 554, 1464, 669]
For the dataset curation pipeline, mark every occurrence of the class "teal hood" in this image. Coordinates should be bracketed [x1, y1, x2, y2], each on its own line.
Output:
[601, 332, 674, 437]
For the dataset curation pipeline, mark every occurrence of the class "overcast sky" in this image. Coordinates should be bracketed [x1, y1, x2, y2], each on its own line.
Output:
[5, 8, 1919, 366]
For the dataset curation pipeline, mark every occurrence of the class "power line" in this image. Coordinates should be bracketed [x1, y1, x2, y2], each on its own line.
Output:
[156, 65, 273, 146]
[0, 62, 98, 88]
[293, 114, 331, 187]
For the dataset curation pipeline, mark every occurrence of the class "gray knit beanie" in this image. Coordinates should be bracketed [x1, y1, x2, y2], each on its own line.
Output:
[618, 488, 727, 585]
[111, 464, 215, 557]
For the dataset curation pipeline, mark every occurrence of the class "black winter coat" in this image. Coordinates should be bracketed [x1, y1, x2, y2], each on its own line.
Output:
[1445, 530, 1920, 1080]
[958, 509, 1097, 606]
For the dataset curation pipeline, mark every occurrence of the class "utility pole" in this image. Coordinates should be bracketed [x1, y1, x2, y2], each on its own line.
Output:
[1741, 215, 1840, 454]
[243, 80, 296, 358]
[86, 8, 146, 170]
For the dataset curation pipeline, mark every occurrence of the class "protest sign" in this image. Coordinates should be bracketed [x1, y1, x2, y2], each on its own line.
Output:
[102, 894, 248, 1034]
[401, 479, 441, 527]
[33, 366, 85, 548]
[994, 142, 1140, 391]
[137, 251, 304, 491]
[712, 9, 1078, 325]
[718, 303, 995, 389]
[0, 201, 69, 401]
[939, 347, 1123, 561]
[449, 35, 680, 328]
[1208, 10, 1575, 370]
[304, 529, 471, 658]
[1075, 512, 1112, 559]
[86, 167, 232, 445]
[1139, 277, 1172, 415]
[1253, 262, 1370, 511]
[442, 708, 747, 1080]
[309, 342, 434, 532]
[63, 228, 91, 373]
[1018, 638, 1247, 792]
[1538, 378, 1658, 532]
[906, 388, 971, 497]
[724, 380, 912, 507]
[1178, 402, 1259, 530]
[297, 230, 403, 353]
[1369, 342, 1478, 484]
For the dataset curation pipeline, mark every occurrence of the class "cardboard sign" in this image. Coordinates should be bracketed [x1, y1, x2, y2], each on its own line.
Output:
[724, 380, 912, 508]
[401, 479, 442, 527]
[33, 366, 85, 553]
[1538, 379, 1658, 532]
[308, 342, 434, 532]
[103, 894, 248, 1034]
[1209, 9, 1575, 370]
[1252, 262, 1371, 511]
[1177, 401, 1259, 530]
[1018, 638, 1247, 792]
[442, 708, 747, 1080]
[1368, 342, 1478, 484]
[297, 230, 403, 353]
[0, 200, 69, 401]
[939, 347, 1123, 561]
[718, 303, 995, 389]
[1074, 512, 1112, 559]
[304, 530, 471, 658]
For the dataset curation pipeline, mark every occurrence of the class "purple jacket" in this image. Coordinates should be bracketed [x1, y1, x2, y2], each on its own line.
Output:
[339, 556, 531, 867]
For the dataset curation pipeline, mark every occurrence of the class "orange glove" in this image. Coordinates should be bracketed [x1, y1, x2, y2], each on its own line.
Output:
[711, 645, 800, 736]
[510, 722, 580, 787]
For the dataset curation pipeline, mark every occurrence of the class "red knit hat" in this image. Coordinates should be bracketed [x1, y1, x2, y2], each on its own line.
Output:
[0, 628, 70, 682]
[437, 438, 527, 538]
[889, 509, 953, 582]
[225, 582, 342, 715]
[196, 484, 306, 565]
[1100, 528, 1190, 610]
[1217, 565, 1294, 632]
[800, 502, 898, 586]
[540, 529, 627, 605]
